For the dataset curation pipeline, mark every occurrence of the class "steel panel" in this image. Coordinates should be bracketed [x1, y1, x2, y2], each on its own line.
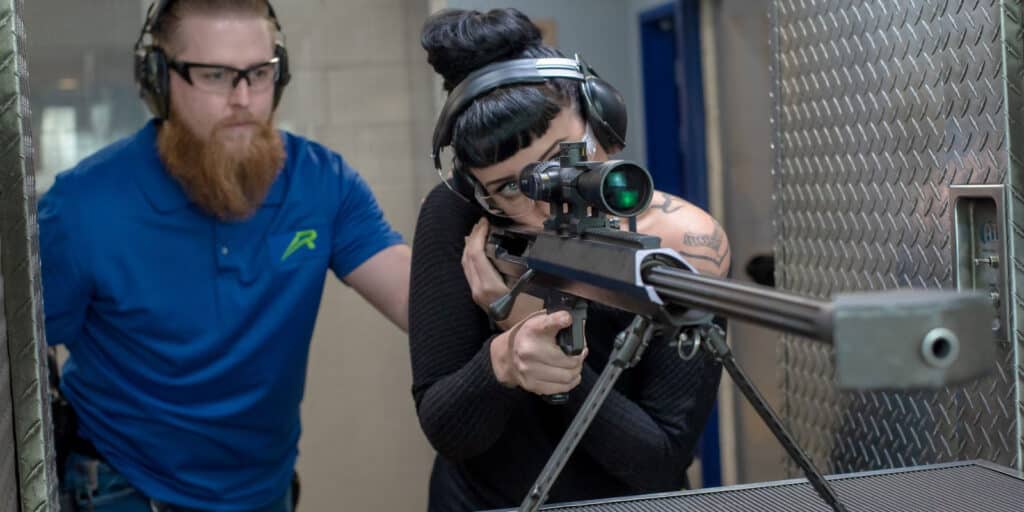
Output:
[770, 0, 1021, 475]
[0, 0, 58, 509]
[1, 237, 20, 512]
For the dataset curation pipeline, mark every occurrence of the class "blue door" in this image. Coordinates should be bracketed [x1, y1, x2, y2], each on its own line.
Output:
[640, 0, 720, 488]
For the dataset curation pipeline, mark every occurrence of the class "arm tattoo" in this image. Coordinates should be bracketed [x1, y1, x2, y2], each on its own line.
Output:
[652, 194, 683, 214]
[680, 225, 730, 267]
[683, 231, 724, 252]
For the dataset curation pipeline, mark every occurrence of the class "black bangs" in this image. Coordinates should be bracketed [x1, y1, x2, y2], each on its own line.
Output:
[452, 79, 577, 171]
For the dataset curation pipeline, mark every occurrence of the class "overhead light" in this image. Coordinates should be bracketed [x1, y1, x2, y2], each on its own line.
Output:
[57, 77, 78, 91]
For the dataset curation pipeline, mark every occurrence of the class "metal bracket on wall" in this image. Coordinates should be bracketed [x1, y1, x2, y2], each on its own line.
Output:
[950, 185, 1010, 343]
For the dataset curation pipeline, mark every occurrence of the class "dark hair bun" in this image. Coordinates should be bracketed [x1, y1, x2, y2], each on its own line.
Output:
[421, 8, 542, 91]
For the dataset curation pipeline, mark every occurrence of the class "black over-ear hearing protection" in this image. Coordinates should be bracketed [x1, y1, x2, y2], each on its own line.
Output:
[431, 56, 628, 202]
[133, 0, 292, 120]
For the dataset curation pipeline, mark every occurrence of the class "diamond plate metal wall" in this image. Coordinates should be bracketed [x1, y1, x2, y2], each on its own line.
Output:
[0, 0, 59, 510]
[1002, 0, 1024, 476]
[1, 237, 20, 512]
[770, 0, 1022, 476]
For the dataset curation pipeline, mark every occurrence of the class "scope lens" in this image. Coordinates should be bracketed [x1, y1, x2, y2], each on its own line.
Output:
[595, 163, 652, 216]
[604, 170, 641, 210]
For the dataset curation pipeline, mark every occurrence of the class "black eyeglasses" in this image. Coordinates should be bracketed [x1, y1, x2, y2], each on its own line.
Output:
[167, 58, 280, 94]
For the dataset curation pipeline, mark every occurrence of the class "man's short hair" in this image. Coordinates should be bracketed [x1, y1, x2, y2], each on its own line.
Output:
[151, 0, 274, 51]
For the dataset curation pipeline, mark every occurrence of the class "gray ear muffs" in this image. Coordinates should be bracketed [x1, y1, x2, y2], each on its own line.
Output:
[272, 41, 291, 109]
[134, 0, 291, 120]
[136, 45, 171, 119]
[266, 0, 290, 109]
[579, 71, 627, 151]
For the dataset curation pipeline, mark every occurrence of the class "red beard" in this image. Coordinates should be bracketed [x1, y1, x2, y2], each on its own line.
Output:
[157, 115, 286, 221]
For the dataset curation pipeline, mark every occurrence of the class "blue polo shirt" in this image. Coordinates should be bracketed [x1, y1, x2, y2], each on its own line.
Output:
[38, 120, 403, 510]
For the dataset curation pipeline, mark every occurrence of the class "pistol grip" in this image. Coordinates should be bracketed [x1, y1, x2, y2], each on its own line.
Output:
[555, 311, 586, 355]
[542, 296, 587, 405]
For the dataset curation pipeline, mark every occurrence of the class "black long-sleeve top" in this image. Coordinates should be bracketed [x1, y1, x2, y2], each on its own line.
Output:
[408, 183, 723, 511]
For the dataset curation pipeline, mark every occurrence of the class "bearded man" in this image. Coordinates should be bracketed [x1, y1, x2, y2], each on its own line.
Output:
[37, 1, 410, 510]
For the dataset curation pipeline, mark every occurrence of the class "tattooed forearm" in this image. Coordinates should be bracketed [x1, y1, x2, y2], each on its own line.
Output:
[651, 194, 683, 214]
[683, 230, 724, 252]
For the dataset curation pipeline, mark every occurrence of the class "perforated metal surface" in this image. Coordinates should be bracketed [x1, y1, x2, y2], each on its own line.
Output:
[0, 0, 59, 510]
[522, 461, 1024, 511]
[769, 0, 1022, 475]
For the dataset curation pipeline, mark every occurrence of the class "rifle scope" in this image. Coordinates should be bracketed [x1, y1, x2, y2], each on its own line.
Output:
[519, 142, 654, 218]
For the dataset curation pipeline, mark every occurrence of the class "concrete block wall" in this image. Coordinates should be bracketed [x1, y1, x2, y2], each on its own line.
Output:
[271, 1, 437, 510]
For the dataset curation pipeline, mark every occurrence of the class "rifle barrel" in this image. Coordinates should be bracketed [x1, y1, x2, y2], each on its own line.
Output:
[643, 265, 834, 342]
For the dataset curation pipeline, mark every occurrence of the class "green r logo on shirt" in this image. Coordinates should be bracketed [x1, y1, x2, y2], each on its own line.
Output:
[281, 229, 318, 261]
